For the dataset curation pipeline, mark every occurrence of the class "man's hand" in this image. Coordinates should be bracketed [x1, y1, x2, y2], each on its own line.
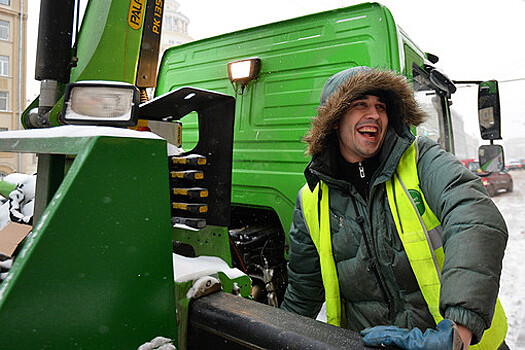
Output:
[361, 319, 464, 350]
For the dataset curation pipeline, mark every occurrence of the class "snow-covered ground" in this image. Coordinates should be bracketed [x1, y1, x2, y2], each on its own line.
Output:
[494, 170, 525, 349]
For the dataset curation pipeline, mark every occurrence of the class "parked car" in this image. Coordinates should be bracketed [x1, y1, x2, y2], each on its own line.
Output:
[460, 159, 513, 197]
[506, 160, 523, 171]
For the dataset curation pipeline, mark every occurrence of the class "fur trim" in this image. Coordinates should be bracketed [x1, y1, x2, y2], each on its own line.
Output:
[304, 68, 427, 155]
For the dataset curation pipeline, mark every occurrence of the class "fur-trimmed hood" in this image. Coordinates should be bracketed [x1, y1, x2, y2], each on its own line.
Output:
[304, 67, 427, 155]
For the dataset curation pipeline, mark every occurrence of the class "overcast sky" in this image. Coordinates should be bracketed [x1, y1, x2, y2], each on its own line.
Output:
[27, 0, 525, 143]
[175, 0, 525, 143]
[175, 0, 525, 81]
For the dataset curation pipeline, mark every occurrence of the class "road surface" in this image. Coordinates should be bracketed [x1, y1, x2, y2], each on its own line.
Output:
[493, 169, 525, 349]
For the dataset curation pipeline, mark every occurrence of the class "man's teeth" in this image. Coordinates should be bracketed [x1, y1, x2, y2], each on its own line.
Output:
[358, 127, 378, 133]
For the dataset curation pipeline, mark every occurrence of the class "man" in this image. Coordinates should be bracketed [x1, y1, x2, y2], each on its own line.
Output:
[280, 67, 508, 349]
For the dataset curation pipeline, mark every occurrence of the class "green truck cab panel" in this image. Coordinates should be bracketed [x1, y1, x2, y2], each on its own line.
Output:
[155, 2, 422, 237]
[0, 129, 177, 349]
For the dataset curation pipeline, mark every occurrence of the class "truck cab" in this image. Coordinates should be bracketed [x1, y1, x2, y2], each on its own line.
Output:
[0, 1, 506, 348]
[155, 2, 457, 305]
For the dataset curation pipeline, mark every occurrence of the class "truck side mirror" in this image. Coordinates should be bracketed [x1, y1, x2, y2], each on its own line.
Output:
[478, 80, 502, 140]
[428, 67, 456, 97]
[479, 144, 505, 172]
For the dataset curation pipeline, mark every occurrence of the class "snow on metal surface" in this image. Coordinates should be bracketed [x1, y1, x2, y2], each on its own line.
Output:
[173, 253, 245, 283]
[0, 125, 163, 140]
[186, 275, 221, 299]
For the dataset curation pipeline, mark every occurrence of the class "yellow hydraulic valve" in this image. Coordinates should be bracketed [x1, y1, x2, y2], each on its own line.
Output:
[172, 202, 208, 214]
[170, 170, 204, 180]
[172, 187, 208, 198]
[170, 154, 207, 166]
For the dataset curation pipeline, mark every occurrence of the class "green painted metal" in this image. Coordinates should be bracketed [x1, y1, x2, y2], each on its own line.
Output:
[175, 280, 193, 350]
[0, 179, 16, 198]
[155, 2, 409, 239]
[480, 80, 499, 94]
[0, 134, 177, 349]
[70, 0, 143, 84]
[33, 154, 66, 225]
[173, 225, 232, 266]
[34, 0, 145, 126]
[443, 97, 455, 154]
[217, 271, 251, 298]
[20, 96, 39, 129]
[47, 96, 65, 127]
[0, 135, 92, 153]
[174, 272, 251, 350]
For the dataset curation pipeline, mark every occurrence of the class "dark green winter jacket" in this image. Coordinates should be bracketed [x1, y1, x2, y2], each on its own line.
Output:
[280, 68, 508, 344]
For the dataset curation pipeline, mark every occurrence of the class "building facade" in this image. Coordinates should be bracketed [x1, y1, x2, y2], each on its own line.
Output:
[160, 0, 193, 54]
[0, 0, 33, 177]
[503, 137, 525, 162]
[450, 109, 479, 160]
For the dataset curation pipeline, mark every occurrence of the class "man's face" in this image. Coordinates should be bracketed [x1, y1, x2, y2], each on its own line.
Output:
[335, 94, 388, 163]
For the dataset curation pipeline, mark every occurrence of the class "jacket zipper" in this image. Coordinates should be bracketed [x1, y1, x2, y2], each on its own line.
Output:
[350, 195, 394, 319]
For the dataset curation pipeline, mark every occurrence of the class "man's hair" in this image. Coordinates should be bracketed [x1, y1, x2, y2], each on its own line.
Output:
[358, 90, 395, 116]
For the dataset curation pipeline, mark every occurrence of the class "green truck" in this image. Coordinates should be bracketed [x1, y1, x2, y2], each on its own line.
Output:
[0, 1, 504, 348]
[157, 2, 461, 306]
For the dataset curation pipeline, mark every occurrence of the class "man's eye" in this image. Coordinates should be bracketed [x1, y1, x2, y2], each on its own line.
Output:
[377, 104, 386, 111]
[352, 102, 367, 108]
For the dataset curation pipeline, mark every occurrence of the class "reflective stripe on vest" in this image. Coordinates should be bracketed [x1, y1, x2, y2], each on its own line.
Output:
[385, 140, 507, 349]
[301, 181, 342, 327]
[301, 140, 507, 348]
[385, 141, 444, 323]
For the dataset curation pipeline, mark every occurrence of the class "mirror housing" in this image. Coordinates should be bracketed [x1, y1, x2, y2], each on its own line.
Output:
[478, 80, 502, 140]
[428, 67, 456, 97]
[479, 144, 505, 172]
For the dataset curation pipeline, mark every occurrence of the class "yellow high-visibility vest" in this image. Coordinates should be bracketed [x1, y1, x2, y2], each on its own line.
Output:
[301, 140, 507, 348]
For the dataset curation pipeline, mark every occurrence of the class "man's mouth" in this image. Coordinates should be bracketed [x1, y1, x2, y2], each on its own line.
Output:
[357, 126, 379, 140]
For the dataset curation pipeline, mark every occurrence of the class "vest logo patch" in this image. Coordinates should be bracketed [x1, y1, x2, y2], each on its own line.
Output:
[408, 189, 425, 216]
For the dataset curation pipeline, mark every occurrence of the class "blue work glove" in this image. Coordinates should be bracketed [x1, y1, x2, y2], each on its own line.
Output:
[361, 319, 463, 350]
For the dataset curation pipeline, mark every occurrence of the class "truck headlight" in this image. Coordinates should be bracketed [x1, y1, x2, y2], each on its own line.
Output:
[227, 57, 261, 94]
[60, 81, 140, 127]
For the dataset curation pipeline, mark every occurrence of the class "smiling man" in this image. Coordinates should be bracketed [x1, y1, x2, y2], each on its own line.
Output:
[280, 67, 509, 349]
[336, 94, 388, 162]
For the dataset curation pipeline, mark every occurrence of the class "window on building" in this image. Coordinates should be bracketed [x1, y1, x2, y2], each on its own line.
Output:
[163, 16, 174, 31]
[0, 0, 10, 6]
[0, 55, 8, 76]
[0, 20, 8, 40]
[0, 91, 7, 111]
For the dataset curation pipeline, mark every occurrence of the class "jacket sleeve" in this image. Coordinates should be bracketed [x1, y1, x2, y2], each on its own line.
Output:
[280, 187, 325, 318]
[416, 137, 508, 344]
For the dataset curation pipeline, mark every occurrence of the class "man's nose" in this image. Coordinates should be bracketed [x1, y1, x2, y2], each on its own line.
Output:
[366, 105, 381, 119]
